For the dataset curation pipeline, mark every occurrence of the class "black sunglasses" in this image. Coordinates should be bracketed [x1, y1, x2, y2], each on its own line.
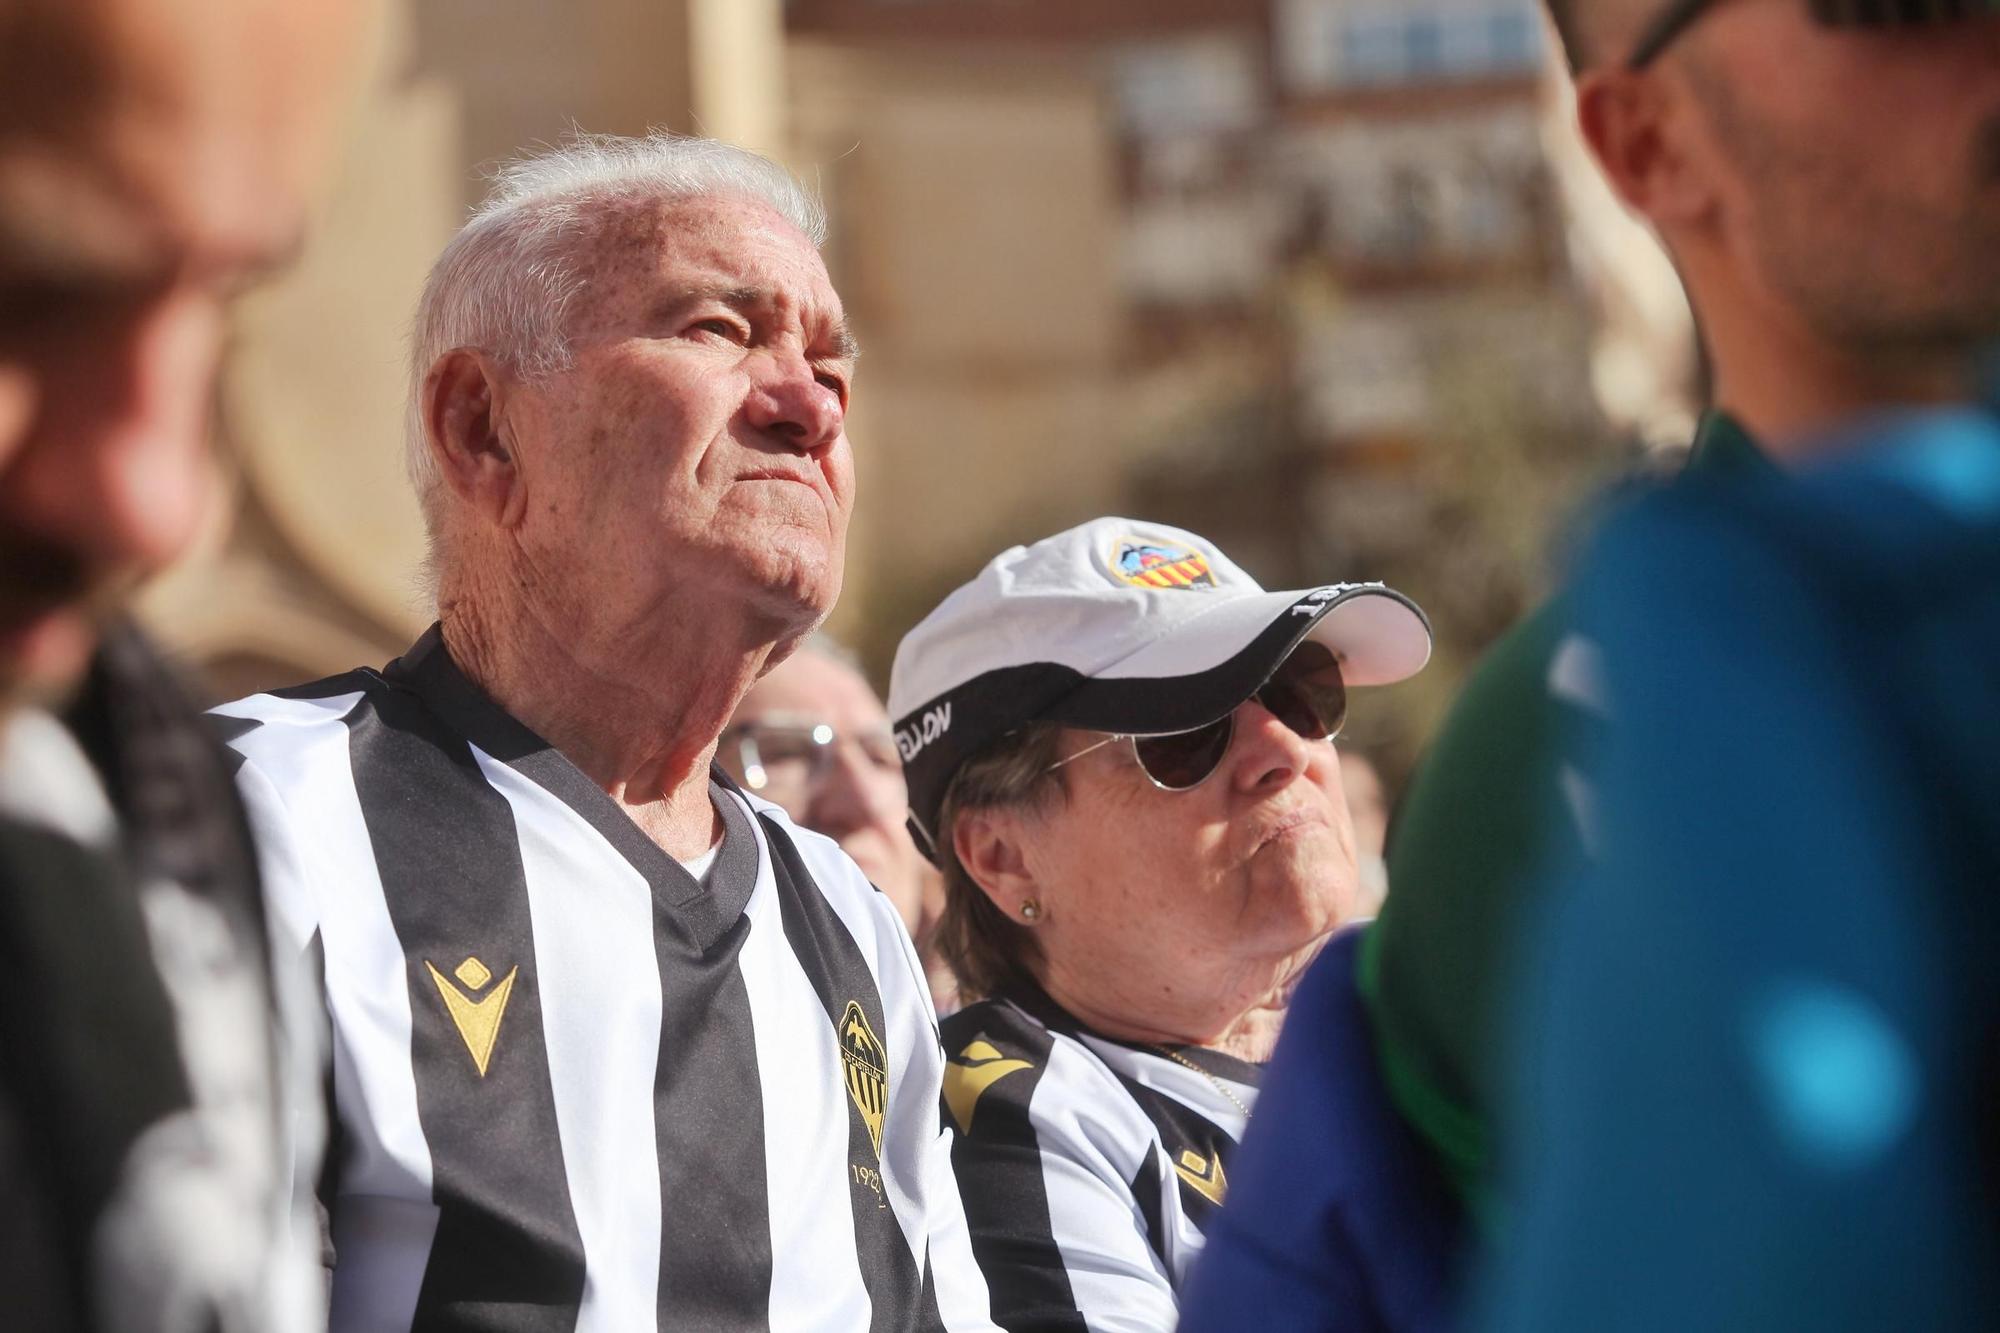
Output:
[1630, 0, 2000, 69]
[1047, 641, 1348, 792]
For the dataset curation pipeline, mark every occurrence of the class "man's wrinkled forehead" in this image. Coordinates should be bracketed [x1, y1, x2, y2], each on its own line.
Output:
[570, 193, 847, 336]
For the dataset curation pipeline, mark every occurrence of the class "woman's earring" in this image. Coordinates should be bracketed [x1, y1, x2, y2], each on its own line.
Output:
[1019, 899, 1043, 923]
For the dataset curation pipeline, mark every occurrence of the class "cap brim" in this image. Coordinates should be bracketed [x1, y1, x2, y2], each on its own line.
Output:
[1041, 585, 1432, 737]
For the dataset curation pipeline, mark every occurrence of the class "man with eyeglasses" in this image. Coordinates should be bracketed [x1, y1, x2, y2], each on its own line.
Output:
[886, 518, 1431, 1331]
[721, 635, 942, 953]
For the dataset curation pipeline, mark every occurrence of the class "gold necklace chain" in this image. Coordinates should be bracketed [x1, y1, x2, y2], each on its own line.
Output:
[1153, 1045, 1252, 1120]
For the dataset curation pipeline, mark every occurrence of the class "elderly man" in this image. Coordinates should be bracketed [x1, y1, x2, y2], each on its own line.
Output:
[213, 134, 996, 1331]
[0, 0, 366, 1327]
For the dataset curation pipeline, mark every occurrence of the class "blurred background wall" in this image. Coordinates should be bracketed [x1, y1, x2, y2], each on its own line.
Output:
[139, 0, 1696, 782]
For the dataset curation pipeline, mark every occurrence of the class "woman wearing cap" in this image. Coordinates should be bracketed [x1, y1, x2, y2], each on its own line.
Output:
[888, 518, 1430, 1332]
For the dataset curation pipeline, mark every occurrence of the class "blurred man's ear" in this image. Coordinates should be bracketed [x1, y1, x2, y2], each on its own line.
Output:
[1577, 66, 1717, 232]
[424, 348, 526, 531]
[953, 807, 1042, 920]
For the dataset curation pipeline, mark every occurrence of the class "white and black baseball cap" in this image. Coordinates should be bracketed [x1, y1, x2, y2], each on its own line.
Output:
[887, 517, 1432, 859]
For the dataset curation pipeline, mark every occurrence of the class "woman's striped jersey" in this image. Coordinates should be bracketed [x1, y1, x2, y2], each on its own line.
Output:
[938, 987, 1261, 1331]
[211, 627, 998, 1333]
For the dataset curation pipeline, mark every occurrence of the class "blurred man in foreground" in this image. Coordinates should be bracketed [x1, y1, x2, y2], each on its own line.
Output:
[0, 0, 366, 1326]
[1478, 2, 2000, 1325]
[213, 134, 996, 1329]
[1373, 0, 2000, 1205]
[1487, 394, 2000, 1333]
[1188, 1, 2000, 1328]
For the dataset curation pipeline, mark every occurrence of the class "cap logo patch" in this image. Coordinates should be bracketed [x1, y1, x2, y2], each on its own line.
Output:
[1110, 539, 1217, 591]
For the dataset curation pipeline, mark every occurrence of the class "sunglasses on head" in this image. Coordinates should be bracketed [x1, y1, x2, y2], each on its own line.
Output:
[1630, 0, 2000, 69]
[1046, 641, 1348, 792]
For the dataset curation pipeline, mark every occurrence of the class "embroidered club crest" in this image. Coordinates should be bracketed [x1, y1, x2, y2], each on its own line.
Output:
[839, 1000, 889, 1160]
[1110, 539, 1218, 590]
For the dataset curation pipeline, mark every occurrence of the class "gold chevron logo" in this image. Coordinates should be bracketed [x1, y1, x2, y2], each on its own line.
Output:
[1175, 1148, 1227, 1205]
[426, 956, 518, 1077]
[942, 1038, 1032, 1135]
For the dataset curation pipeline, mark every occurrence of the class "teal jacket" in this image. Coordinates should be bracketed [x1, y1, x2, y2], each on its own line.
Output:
[1481, 407, 2000, 1330]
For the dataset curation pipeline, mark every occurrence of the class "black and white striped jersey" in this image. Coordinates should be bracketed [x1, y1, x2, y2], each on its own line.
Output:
[938, 988, 1260, 1332]
[212, 626, 998, 1333]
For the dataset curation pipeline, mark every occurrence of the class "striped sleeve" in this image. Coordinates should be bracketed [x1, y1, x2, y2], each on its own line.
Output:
[940, 1003, 1178, 1332]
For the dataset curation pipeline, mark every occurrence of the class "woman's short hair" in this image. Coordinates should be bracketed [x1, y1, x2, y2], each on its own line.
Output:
[932, 721, 1067, 1001]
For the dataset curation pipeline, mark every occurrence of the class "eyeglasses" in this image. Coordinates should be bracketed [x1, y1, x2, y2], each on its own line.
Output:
[719, 719, 903, 807]
[1045, 641, 1348, 792]
[1629, 0, 2000, 69]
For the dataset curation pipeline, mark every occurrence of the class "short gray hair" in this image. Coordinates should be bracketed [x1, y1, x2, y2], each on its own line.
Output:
[404, 132, 827, 557]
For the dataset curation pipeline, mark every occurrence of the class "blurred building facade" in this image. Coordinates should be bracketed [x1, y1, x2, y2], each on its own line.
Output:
[145, 0, 1693, 770]
[787, 0, 1664, 758]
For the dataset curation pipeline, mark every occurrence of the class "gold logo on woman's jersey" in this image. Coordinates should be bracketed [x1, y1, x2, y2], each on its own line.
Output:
[839, 1000, 888, 1159]
[426, 955, 517, 1077]
[943, 1038, 1032, 1135]
[1175, 1148, 1227, 1205]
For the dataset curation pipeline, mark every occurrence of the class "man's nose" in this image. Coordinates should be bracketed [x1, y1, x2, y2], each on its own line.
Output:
[24, 291, 222, 576]
[742, 351, 843, 455]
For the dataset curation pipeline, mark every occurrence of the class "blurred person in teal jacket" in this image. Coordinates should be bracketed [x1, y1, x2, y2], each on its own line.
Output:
[1186, 1, 2000, 1328]
[1481, 398, 2000, 1331]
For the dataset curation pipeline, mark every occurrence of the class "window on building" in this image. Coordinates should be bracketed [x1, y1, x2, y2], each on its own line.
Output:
[1405, 14, 1446, 76]
[1110, 36, 1261, 135]
[1338, 14, 1408, 87]
[1487, 10, 1542, 71]
[1317, 2, 1544, 89]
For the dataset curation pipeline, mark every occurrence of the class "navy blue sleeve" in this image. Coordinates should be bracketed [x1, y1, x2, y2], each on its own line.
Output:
[1476, 493, 1990, 1332]
[1179, 929, 1464, 1333]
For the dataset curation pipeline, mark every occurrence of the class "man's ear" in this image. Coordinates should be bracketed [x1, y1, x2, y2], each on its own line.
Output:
[423, 348, 527, 529]
[1577, 67, 1715, 231]
[953, 806, 1042, 920]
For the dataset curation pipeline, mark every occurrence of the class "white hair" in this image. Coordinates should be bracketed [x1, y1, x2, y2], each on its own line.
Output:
[404, 132, 828, 575]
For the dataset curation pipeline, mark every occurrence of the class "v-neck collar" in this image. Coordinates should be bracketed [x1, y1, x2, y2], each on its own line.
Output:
[1001, 975, 1264, 1088]
[386, 624, 758, 954]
